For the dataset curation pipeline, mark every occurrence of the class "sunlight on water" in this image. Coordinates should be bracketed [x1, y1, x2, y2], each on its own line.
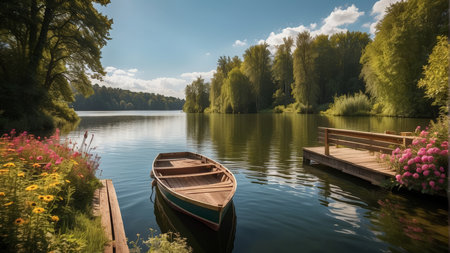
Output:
[66, 111, 447, 253]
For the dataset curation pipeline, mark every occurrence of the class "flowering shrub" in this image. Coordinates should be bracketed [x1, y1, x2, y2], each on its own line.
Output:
[384, 118, 448, 194]
[0, 129, 103, 252]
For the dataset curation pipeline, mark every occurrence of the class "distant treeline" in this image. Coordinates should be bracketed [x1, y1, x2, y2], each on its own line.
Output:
[72, 84, 185, 110]
[184, 0, 448, 117]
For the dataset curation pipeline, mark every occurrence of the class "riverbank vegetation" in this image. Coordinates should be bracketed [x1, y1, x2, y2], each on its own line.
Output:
[0, 130, 107, 252]
[184, 0, 448, 118]
[0, 1, 112, 132]
[382, 117, 448, 195]
[72, 84, 185, 111]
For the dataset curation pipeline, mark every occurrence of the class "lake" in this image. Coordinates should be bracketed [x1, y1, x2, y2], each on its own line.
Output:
[67, 111, 448, 252]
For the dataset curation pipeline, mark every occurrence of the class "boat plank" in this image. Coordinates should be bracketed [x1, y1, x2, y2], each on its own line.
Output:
[155, 164, 215, 170]
[158, 171, 223, 179]
[106, 180, 129, 253]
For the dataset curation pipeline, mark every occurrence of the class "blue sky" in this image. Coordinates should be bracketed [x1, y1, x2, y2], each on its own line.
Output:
[94, 0, 400, 98]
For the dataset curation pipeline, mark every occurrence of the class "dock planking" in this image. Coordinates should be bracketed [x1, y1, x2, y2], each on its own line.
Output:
[93, 179, 129, 253]
[302, 127, 412, 186]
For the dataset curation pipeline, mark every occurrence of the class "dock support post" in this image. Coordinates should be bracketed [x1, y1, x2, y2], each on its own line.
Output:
[324, 128, 329, 156]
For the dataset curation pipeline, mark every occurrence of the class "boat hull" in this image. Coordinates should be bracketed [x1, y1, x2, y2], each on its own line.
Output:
[157, 181, 231, 231]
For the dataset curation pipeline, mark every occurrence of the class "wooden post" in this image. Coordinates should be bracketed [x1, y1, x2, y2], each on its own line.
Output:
[324, 128, 329, 156]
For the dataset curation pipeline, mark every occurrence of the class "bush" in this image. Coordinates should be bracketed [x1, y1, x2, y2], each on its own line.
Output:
[381, 117, 448, 194]
[0, 129, 103, 251]
[323, 91, 372, 116]
[130, 229, 192, 253]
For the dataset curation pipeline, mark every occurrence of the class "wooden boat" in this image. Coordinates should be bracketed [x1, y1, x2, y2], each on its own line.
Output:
[151, 152, 237, 230]
[154, 187, 236, 252]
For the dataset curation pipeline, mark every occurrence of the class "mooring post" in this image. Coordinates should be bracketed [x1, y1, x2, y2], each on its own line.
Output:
[325, 128, 329, 156]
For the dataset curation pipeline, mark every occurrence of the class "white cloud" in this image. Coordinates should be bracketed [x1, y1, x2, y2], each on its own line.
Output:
[233, 39, 247, 47]
[93, 67, 216, 99]
[368, 0, 402, 35]
[180, 70, 216, 82]
[315, 4, 364, 36]
[205, 52, 211, 56]
[259, 5, 364, 53]
[362, 23, 371, 28]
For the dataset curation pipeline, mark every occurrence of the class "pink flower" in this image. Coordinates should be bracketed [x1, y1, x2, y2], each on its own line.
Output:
[438, 179, 444, 184]
[427, 156, 434, 163]
[439, 167, 445, 172]
[380, 154, 386, 160]
[440, 173, 446, 178]
[441, 141, 448, 148]
[412, 139, 419, 145]
[429, 181, 435, 187]
[402, 172, 411, 177]
[407, 159, 415, 165]
[55, 158, 62, 165]
[434, 171, 441, 177]
[395, 175, 402, 182]
[414, 156, 421, 163]
[416, 168, 422, 173]
[423, 170, 430, 176]
[440, 150, 448, 156]
[404, 166, 409, 170]
[413, 173, 419, 179]
[429, 164, 435, 170]
[29, 156, 33, 160]
[421, 156, 429, 163]
[426, 143, 433, 149]
[419, 130, 428, 137]
[36, 156, 43, 161]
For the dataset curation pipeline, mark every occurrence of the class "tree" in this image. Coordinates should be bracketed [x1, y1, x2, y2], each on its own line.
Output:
[183, 77, 210, 113]
[330, 31, 370, 95]
[272, 37, 294, 106]
[0, 0, 112, 131]
[242, 43, 274, 110]
[209, 56, 241, 112]
[292, 31, 317, 111]
[312, 34, 338, 105]
[222, 68, 252, 113]
[360, 0, 448, 116]
[417, 36, 449, 114]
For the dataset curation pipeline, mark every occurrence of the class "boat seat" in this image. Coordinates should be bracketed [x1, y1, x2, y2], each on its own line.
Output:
[173, 181, 232, 190]
[158, 170, 224, 179]
[154, 164, 215, 170]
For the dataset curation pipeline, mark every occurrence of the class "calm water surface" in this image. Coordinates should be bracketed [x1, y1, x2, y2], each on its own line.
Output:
[68, 111, 448, 253]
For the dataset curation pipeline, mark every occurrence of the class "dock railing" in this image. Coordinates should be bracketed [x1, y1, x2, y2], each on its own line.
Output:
[318, 127, 415, 155]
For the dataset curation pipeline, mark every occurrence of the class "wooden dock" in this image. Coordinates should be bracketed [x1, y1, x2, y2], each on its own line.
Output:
[303, 127, 414, 185]
[93, 179, 129, 253]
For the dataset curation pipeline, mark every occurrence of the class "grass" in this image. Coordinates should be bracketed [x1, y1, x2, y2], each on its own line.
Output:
[66, 212, 108, 253]
[323, 91, 372, 116]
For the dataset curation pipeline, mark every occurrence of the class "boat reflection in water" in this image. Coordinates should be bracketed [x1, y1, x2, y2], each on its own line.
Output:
[154, 188, 236, 253]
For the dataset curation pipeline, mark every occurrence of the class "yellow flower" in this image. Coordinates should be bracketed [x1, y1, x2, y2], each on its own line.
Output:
[32, 207, 45, 214]
[17, 172, 25, 177]
[72, 160, 79, 166]
[38, 195, 46, 201]
[40, 172, 48, 176]
[4, 201, 13, 206]
[3, 162, 15, 167]
[0, 192, 5, 197]
[26, 201, 37, 207]
[51, 215, 59, 222]
[25, 185, 38, 191]
[44, 195, 54, 202]
[32, 163, 41, 168]
[14, 218, 25, 225]
[65, 180, 71, 184]
[49, 182, 59, 188]
[0, 169, 9, 174]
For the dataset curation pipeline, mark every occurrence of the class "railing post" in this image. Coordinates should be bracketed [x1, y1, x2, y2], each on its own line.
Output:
[325, 128, 329, 156]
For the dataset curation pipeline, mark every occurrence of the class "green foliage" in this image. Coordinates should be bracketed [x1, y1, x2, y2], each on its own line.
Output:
[183, 78, 210, 113]
[417, 36, 449, 115]
[129, 229, 192, 253]
[0, 0, 112, 132]
[360, 0, 448, 117]
[242, 44, 274, 110]
[0, 130, 104, 252]
[324, 92, 372, 116]
[292, 31, 318, 109]
[272, 38, 294, 106]
[208, 56, 242, 113]
[222, 68, 253, 113]
[72, 84, 184, 110]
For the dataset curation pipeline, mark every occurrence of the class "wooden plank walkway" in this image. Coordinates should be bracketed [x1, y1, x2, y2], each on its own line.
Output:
[93, 179, 129, 253]
[303, 146, 394, 185]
